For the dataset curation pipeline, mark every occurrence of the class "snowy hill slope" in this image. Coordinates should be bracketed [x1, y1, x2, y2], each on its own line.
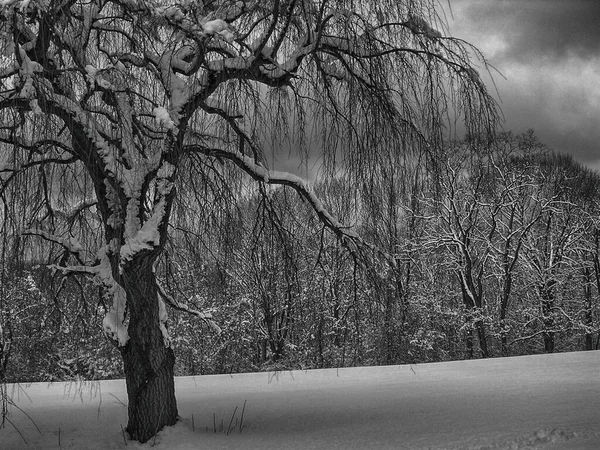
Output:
[2, 351, 599, 449]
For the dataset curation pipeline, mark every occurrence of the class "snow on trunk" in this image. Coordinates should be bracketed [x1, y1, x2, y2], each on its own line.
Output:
[102, 283, 130, 346]
[158, 295, 171, 347]
[96, 247, 130, 346]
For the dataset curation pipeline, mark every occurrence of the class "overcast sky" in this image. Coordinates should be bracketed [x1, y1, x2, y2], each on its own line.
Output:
[446, 0, 600, 170]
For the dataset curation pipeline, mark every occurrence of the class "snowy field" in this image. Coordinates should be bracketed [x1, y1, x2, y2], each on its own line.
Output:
[2, 351, 599, 449]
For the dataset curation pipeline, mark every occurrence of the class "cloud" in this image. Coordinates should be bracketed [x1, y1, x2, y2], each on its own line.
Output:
[451, 0, 600, 64]
[447, 0, 600, 169]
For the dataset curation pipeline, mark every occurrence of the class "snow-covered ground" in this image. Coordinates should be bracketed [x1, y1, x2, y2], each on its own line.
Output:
[2, 351, 599, 449]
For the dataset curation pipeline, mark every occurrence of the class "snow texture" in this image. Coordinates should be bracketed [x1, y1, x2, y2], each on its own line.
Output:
[3, 351, 600, 449]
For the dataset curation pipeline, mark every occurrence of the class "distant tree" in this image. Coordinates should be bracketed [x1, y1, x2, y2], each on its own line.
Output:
[0, 0, 497, 442]
[424, 141, 495, 357]
[359, 149, 429, 364]
[518, 152, 600, 353]
[484, 133, 547, 356]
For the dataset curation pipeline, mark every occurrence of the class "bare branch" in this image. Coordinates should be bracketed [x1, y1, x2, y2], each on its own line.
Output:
[157, 281, 221, 334]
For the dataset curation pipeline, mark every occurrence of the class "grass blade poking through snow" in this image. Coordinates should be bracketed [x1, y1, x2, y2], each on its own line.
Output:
[239, 400, 247, 433]
[226, 406, 238, 435]
[120, 424, 127, 445]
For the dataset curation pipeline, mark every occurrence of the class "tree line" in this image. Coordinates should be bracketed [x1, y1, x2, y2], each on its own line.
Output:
[3, 131, 598, 384]
[0, 0, 570, 442]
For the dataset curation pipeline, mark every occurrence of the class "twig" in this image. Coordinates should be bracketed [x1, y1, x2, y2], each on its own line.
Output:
[226, 406, 238, 435]
[153, 424, 159, 446]
[109, 393, 127, 407]
[239, 400, 247, 434]
[121, 424, 128, 445]
[3, 416, 28, 444]
[97, 389, 102, 419]
[6, 397, 42, 433]
[12, 383, 34, 404]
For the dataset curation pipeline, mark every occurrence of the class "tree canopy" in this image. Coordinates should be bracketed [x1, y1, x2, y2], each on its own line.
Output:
[0, 0, 499, 443]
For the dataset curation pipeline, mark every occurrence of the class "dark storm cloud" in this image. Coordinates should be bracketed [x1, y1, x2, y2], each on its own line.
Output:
[458, 0, 600, 63]
[448, 0, 600, 169]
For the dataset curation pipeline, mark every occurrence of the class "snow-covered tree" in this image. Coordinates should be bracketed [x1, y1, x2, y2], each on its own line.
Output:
[0, 0, 498, 442]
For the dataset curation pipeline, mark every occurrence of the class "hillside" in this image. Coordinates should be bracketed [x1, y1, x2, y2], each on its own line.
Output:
[2, 351, 599, 449]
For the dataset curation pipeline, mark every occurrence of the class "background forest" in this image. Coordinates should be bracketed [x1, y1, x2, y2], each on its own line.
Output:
[2, 130, 599, 383]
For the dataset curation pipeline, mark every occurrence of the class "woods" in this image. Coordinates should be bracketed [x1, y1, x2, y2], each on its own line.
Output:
[4, 132, 599, 376]
[0, 0, 597, 445]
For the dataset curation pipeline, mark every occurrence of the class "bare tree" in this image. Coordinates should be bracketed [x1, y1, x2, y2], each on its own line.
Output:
[0, 0, 497, 442]
[424, 142, 495, 357]
[483, 133, 547, 355]
[518, 153, 599, 353]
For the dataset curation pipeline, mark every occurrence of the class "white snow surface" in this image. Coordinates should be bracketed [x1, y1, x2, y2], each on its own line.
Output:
[2, 351, 600, 449]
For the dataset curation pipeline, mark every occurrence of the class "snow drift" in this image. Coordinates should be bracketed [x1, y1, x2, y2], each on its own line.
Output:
[2, 351, 599, 449]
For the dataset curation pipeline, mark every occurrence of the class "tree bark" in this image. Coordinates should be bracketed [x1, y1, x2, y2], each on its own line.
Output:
[475, 319, 489, 357]
[465, 314, 474, 359]
[458, 276, 489, 358]
[583, 267, 594, 351]
[120, 257, 178, 443]
[539, 281, 556, 354]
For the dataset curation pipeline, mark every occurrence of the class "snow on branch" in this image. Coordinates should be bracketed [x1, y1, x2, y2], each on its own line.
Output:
[203, 19, 235, 43]
[120, 162, 175, 263]
[102, 282, 130, 347]
[120, 195, 167, 263]
[157, 282, 221, 334]
[22, 228, 85, 261]
[39, 87, 121, 177]
[153, 106, 176, 129]
[46, 246, 130, 347]
[184, 143, 361, 251]
[53, 200, 97, 223]
[404, 14, 442, 39]
[0, 0, 32, 11]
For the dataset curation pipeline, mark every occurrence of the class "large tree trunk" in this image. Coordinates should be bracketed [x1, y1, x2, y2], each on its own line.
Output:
[583, 267, 594, 351]
[475, 319, 489, 357]
[120, 257, 178, 443]
[539, 281, 556, 354]
[465, 314, 474, 359]
[499, 270, 513, 356]
[459, 276, 489, 359]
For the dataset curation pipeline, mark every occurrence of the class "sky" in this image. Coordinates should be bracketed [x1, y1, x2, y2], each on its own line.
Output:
[446, 0, 600, 171]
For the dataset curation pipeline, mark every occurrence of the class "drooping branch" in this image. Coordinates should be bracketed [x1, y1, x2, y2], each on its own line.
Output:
[22, 228, 85, 262]
[156, 281, 221, 334]
[184, 143, 362, 248]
